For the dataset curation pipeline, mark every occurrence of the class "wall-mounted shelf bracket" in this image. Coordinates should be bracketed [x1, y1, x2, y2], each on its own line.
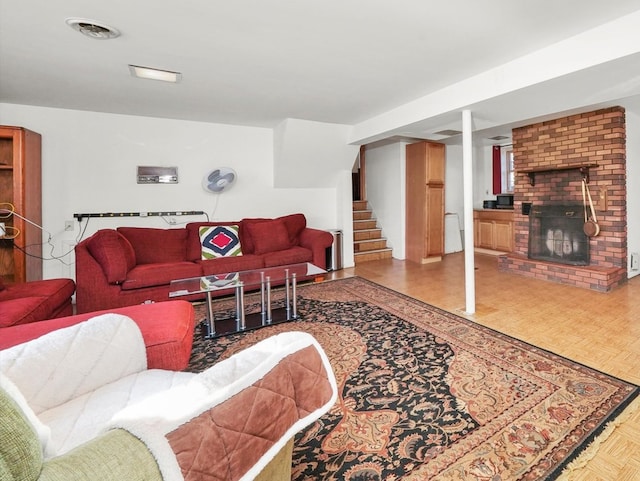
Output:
[579, 166, 590, 184]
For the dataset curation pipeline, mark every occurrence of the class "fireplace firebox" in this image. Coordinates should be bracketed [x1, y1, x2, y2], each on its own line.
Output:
[528, 204, 589, 266]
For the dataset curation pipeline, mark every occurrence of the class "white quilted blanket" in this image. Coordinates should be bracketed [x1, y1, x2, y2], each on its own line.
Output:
[1, 313, 147, 415]
[0, 313, 180, 456]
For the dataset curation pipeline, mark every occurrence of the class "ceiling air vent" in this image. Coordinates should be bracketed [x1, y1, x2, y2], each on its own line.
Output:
[433, 129, 462, 137]
[65, 18, 121, 40]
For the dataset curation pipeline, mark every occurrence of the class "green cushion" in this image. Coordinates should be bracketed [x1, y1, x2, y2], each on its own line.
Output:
[0, 386, 43, 481]
[39, 430, 161, 481]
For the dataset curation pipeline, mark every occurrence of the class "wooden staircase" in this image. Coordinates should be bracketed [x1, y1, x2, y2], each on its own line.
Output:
[353, 200, 393, 264]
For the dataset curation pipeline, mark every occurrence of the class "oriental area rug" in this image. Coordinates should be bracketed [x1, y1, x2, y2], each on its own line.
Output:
[187, 277, 639, 481]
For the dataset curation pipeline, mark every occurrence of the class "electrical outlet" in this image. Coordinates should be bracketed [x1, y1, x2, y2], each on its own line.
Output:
[632, 253, 639, 271]
[64, 221, 75, 232]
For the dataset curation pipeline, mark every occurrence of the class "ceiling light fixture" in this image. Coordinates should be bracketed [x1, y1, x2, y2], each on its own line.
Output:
[128, 65, 182, 83]
[65, 17, 120, 40]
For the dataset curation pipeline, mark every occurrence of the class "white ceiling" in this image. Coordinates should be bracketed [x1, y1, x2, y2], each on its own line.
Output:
[3, 0, 640, 144]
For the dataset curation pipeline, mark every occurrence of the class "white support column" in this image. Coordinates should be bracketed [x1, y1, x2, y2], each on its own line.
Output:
[462, 110, 476, 314]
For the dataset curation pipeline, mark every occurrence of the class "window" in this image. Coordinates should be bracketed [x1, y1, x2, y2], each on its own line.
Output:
[492, 145, 515, 194]
[502, 148, 514, 193]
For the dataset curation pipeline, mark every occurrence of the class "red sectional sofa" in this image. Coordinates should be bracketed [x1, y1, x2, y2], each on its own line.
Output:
[0, 300, 195, 371]
[0, 278, 76, 328]
[75, 213, 333, 313]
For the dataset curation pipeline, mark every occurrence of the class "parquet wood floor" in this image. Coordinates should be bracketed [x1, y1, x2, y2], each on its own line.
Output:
[328, 252, 640, 480]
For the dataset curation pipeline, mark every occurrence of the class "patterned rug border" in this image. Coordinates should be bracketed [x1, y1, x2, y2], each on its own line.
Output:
[192, 276, 640, 480]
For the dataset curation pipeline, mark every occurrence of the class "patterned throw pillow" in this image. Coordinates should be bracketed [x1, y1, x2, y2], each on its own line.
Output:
[200, 225, 243, 259]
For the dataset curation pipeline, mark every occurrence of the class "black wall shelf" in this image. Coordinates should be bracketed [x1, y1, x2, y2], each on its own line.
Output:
[518, 163, 598, 186]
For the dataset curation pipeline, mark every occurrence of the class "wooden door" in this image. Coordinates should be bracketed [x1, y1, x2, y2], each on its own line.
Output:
[425, 184, 444, 257]
[405, 141, 444, 263]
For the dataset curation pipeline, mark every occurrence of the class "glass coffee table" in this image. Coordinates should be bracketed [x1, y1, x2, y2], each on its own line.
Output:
[169, 262, 326, 339]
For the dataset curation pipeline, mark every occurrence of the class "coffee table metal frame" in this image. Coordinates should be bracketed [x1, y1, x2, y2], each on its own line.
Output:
[169, 262, 325, 339]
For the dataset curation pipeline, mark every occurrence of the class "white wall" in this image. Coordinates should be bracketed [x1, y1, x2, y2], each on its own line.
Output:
[0, 103, 339, 280]
[274, 118, 359, 187]
[364, 140, 407, 259]
[625, 105, 640, 278]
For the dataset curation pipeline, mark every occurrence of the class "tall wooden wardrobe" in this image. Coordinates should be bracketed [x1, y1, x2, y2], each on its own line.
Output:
[0, 126, 42, 283]
[405, 141, 445, 263]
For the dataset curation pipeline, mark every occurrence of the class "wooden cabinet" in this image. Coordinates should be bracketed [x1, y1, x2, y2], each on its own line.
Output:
[406, 141, 445, 263]
[473, 209, 514, 252]
[0, 126, 42, 283]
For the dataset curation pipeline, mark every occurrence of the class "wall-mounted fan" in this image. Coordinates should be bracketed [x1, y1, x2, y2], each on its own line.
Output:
[202, 167, 237, 193]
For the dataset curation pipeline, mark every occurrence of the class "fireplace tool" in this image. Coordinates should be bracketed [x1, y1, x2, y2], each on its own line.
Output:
[581, 179, 600, 237]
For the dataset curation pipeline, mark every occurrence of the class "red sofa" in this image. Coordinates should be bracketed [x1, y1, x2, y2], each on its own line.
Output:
[0, 300, 195, 371]
[75, 213, 333, 313]
[0, 278, 76, 328]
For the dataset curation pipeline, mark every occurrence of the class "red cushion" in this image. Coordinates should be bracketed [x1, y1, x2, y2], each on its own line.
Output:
[238, 218, 270, 254]
[86, 230, 134, 284]
[121, 262, 202, 290]
[278, 213, 306, 246]
[0, 301, 195, 371]
[245, 219, 292, 255]
[262, 246, 313, 267]
[0, 279, 76, 327]
[199, 255, 264, 275]
[118, 227, 188, 264]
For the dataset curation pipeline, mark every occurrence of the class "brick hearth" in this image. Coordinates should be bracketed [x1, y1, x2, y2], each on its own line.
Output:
[498, 107, 627, 291]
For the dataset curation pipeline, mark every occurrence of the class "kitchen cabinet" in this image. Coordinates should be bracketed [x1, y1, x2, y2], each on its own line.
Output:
[473, 209, 514, 252]
[406, 141, 445, 263]
[0, 126, 42, 283]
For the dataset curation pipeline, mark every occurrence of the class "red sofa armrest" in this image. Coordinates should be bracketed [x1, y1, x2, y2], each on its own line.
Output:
[0, 300, 195, 371]
[75, 235, 125, 313]
[298, 228, 333, 270]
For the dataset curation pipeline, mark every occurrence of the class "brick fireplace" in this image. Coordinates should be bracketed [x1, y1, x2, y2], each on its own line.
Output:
[498, 107, 627, 291]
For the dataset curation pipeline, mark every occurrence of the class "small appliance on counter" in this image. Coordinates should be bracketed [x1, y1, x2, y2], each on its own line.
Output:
[483, 200, 497, 209]
[496, 194, 514, 209]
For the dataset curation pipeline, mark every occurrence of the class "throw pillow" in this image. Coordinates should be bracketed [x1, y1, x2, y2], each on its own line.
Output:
[245, 219, 291, 255]
[200, 225, 243, 259]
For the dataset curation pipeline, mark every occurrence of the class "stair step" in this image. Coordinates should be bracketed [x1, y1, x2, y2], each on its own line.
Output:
[354, 228, 382, 241]
[354, 248, 393, 263]
[354, 238, 388, 252]
[353, 210, 373, 221]
[353, 219, 377, 230]
[353, 200, 368, 211]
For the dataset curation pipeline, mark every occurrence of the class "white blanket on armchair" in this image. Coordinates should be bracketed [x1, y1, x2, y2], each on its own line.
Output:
[0, 313, 337, 481]
[108, 331, 337, 481]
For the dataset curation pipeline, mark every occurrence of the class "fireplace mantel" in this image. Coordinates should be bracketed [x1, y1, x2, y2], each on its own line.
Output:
[519, 163, 598, 186]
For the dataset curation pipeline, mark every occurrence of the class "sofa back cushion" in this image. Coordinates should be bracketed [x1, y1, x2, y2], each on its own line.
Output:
[244, 219, 292, 255]
[279, 213, 307, 246]
[0, 384, 43, 481]
[86, 230, 136, 284]
[241, 214, 307, 254]
[118, 227, 188, 264]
